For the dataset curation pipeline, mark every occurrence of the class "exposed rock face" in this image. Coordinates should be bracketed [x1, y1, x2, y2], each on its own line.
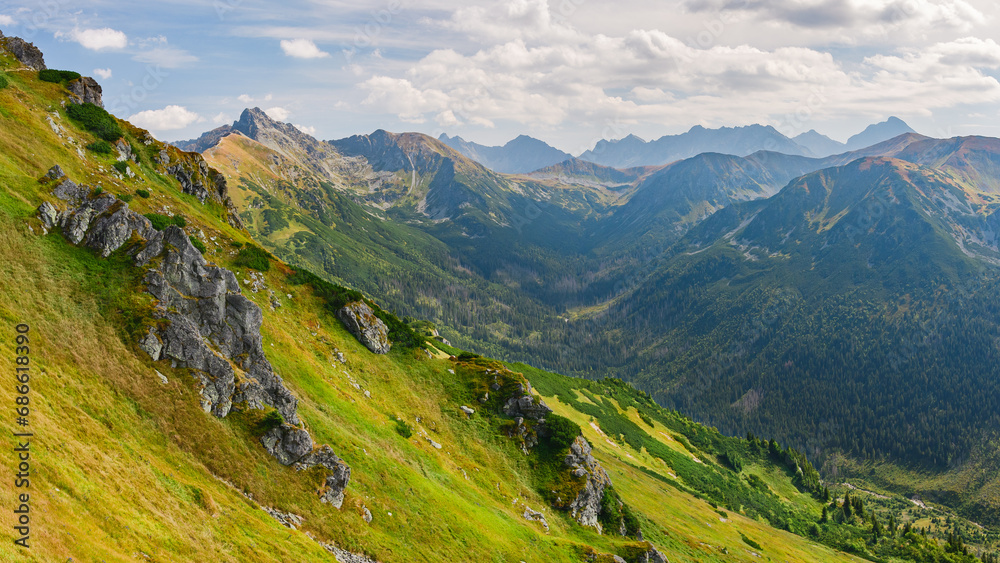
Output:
[67, 77, 103, 107]
[39, 165, 348, 508]
[502, 382, 551, 420]
[154, 148, 244, 229]
[0, 35, 46, 70]
[337, 301, 391, 354]
[564, 436, 612, 532]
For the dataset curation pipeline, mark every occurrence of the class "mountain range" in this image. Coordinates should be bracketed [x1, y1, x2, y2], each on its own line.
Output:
[433, 117, 919, 174]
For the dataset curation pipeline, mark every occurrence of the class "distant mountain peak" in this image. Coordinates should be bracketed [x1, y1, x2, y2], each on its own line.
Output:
[845, 117, 916, 151]
[438, 134, 573, 174]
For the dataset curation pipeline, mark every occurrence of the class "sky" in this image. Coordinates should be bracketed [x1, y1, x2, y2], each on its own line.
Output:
[1, 0, 998, 154]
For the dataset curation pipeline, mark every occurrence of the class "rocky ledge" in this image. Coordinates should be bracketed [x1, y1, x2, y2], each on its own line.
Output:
[38, 165, 350, 508]
[564, 435, 613, 532]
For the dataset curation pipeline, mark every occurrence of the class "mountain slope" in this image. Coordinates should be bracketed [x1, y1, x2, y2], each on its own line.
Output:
[439, 133, 574, 174]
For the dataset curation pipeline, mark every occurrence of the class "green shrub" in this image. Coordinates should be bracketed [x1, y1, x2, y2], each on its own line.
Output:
[0, 73, 9, 89]
[740, 533, 763, 551]
[393, 418, 413, 439]
[118, 194, 134, 203]
[39, 69, 81, 83]
[230, 241, 244, 248]
[86, 140, 114, 155]
[92, 187, 103, 196]
[257, 410, 284, 434]
[544, 413, 581, 451]
[189, 236, 207, 254]
[66, 102, 123, 142]
[234, 245, 272, 272]
[113, 161, 129, 175]
[136, 189, 151, 198]
[143, 213, 187, 231]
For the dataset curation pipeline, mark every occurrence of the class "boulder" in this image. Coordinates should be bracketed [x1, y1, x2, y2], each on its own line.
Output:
[67, 77, 103, 107]
[337, 301, 391, 354]
[295, 445, 352, 509]
[261, 424, 314, 466]
[564, 436, 612, 532]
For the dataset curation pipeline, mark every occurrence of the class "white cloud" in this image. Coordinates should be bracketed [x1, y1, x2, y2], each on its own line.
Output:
[280, 38, 330, 59]
[59, 28, 128, 51]
[264, 106, 290, 121]
[359, 1, 1000, 143]
[682, 0, 986, 35]
[93, 68, 112, 80]
[128, 105, 202, 131]
[0, 14, 15, 26]
[212, 112, 231, 124]
[238, 94, 254, 103]
[294, 123, 317, 135]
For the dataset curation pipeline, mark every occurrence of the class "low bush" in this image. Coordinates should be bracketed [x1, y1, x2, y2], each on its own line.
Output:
[113, 161, 129, 175]
[234, 245, 272, 272]
[143, 213, 187, 231]
[189, 236, 207, 254]
[39, 69, 81, 83]
[86, 140, 114, 155]
[66, 102, 123, 142]
[135, 189, 150, 198]
[0, 73, 9, 89]
[118, 194, 134, 203]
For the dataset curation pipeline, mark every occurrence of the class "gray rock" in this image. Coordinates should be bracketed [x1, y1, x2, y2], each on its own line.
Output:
[67, 77, 103, 107]
[0, 35, 46, 70]
[460, 405, 475, 417]
[362, 506, 373, 523]
[139, 328, 163, 360]
[502, 383, 552, 420]
[262, 506, 303, 529]
[635, 546, 669, 563]
[337, 301, 391, 354]
[45, 165, 65, 181]
[155, 370, 168, 385]
[37, 201, 59, 230]
[318, 543, 379, 563]
[295, 445, 352, 509]
[522, 506, 549, 532]
[261, 424, 314, 466]
[564, 436, 612, 532]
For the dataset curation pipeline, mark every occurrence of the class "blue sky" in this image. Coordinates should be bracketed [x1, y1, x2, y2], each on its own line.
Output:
[1, 0, 998, 153]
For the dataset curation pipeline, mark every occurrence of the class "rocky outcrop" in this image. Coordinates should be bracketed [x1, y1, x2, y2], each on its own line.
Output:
[153, 148, 244, 229]
[636, 546, 669, 563]
[0, 34, 46, 70]
[502, 381, 552, 420]
[337, 301, 391, 354]
[67, 76, 103, 107]
[564, 436, 612, 532]
[294, 445, 352, 508]
[38, 165, 348, 508]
